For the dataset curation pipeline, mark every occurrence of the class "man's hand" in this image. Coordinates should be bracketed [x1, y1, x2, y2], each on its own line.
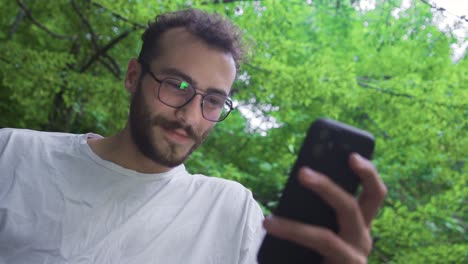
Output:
[263, 153, 387, 264]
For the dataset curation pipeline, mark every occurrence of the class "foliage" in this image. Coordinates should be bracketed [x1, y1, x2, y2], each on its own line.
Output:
[0, 0, 466, 263]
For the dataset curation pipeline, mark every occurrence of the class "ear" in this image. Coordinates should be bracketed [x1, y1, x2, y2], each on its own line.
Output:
[125, 58, 142, 94]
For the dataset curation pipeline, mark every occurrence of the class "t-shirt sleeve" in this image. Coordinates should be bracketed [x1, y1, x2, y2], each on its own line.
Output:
[0, 128, 17, 198]
[238, 193, 266, 264]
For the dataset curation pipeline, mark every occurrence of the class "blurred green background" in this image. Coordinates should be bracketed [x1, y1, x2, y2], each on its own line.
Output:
[0, 0, 466, 263]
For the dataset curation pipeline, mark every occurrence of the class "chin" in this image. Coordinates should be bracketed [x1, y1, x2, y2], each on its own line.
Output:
[148, 140, 191, 168]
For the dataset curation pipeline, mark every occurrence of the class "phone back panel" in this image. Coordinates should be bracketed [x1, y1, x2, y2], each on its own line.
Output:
[257, 118, 375, 263]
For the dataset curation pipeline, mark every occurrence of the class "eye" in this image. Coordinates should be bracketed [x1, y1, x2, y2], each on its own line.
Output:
[179, 81, 190, 90]
[164, 79, 192, 94]
[165, 79, 183, 89]
[205, 95, 225, 108]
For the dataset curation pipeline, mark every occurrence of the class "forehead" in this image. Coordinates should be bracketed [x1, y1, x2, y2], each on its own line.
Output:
[150, 28, 236, 95]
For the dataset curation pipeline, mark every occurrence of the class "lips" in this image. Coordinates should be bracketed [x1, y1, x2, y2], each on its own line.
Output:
[172, 128, 189, 137]
[162, 127, 193, 143]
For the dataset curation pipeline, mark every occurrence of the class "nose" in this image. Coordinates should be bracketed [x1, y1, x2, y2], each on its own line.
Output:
[175, 94, 204, 125]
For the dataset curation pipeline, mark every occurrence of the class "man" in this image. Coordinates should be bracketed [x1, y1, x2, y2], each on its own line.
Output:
[0, 9, 386, 264]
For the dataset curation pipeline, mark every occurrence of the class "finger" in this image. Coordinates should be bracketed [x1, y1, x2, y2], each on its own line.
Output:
[298, 167, 365, 234]
[263, 215, 365, 264]
[349, 153, 387, 227]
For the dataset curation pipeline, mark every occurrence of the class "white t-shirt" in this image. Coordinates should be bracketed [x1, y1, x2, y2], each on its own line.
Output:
[0, 128, 265, 264]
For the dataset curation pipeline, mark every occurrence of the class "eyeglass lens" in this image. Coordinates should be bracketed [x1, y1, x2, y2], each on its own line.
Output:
[158, 79, 231, 121]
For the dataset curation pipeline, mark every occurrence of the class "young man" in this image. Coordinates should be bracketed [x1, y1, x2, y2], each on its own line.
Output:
[0, 9, 386, 264]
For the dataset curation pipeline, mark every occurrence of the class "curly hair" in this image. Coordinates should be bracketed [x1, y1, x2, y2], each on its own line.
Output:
[138, 9, 245, 72]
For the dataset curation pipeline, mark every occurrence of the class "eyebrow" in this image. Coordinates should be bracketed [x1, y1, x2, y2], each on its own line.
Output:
[157, 67, 229, 97]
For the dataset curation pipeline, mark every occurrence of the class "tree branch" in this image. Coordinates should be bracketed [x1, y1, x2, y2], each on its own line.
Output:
[15, 0, 75, 40]
[211, 0, 247, 3]
[243, 63, 271, 73]
[357, 112, 391, 139]
[79, 30, 132, 73]
[90, 1, 146, 30]
[0, 56, 14, 65]
[357, 80, 414, 99]
[99, 56, 122, 79]
[71, 0, 121, 79]
[420, 0, 468, 23]
[71, 0, 98, 48]
[7, 8, 26, 40]
[356, 79, 467, 110]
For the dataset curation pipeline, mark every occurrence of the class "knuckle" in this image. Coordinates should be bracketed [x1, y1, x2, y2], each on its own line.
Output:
[356, 157, 373, 171]
[381, 181, 388, 196]
[368, 162, 378, 174]
[376, 181, 388, 200]
[318, 229, 338, 248]
[362, 233, 373, 255]
[353, 254, 368, 264]
[344, 199, 360, 215]
[314, 172, 331, 186]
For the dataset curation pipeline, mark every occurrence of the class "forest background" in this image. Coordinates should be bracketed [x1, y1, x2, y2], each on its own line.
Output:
[0, 0, 466, 263]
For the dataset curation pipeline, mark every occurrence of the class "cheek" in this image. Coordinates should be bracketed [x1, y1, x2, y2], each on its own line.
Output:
[145, 94, 174, 118]
[199, 122, 215, 138]
[138, 79, 169, 112]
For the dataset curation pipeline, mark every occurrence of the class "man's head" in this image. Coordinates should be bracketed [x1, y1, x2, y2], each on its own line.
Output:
[138, 9, 244, 72]
[124, 9, 243, 169]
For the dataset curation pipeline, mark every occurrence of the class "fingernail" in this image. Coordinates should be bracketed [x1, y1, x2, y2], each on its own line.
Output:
[300, 167, 318, 183]
[301, 167, 315, 176]
[352, 153, 364, 162]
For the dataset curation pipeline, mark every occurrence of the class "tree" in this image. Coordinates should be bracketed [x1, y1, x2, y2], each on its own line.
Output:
[0, 0, 466, 262]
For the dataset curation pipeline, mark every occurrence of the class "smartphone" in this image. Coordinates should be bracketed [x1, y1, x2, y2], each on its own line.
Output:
[257, 118, 375, 263]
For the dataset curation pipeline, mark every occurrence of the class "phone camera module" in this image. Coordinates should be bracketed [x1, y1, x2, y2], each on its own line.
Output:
[312, 144, 322, 158]
[319, 129, 329, 140]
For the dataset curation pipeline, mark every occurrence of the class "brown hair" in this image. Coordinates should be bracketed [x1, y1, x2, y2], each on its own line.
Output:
[138, 9, 244, 71]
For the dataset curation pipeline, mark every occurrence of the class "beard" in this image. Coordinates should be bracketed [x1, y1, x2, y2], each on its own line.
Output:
[128, 82, 211, 168]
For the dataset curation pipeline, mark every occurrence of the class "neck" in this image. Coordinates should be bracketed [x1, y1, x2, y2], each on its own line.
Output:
[87, 126, 172, 174]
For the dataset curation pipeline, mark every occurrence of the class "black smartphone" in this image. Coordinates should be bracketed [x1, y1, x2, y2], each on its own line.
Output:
[257, 118, 375, 264]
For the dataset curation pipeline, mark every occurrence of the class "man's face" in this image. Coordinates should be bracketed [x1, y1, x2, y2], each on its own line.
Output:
[127, 28, 236, 168]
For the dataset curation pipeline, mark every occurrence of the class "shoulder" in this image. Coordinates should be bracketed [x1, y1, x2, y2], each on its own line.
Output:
[191, 173, 253, 198]
[0, 128, 80, 145]
[0, 127, 39, 139]
[187, 173, 264, 218]
[0, 128, 83, 157]
[189, 175, 266, 257]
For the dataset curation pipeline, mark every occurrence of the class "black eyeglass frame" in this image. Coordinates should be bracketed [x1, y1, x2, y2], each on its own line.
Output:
[139, 62, 234, 122]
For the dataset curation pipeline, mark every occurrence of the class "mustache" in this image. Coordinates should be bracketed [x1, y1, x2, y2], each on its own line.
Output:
[152, 116, 199, 141]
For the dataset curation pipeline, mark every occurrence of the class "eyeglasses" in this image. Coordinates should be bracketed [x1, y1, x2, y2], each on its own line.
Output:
[140, 63, 233, 122]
